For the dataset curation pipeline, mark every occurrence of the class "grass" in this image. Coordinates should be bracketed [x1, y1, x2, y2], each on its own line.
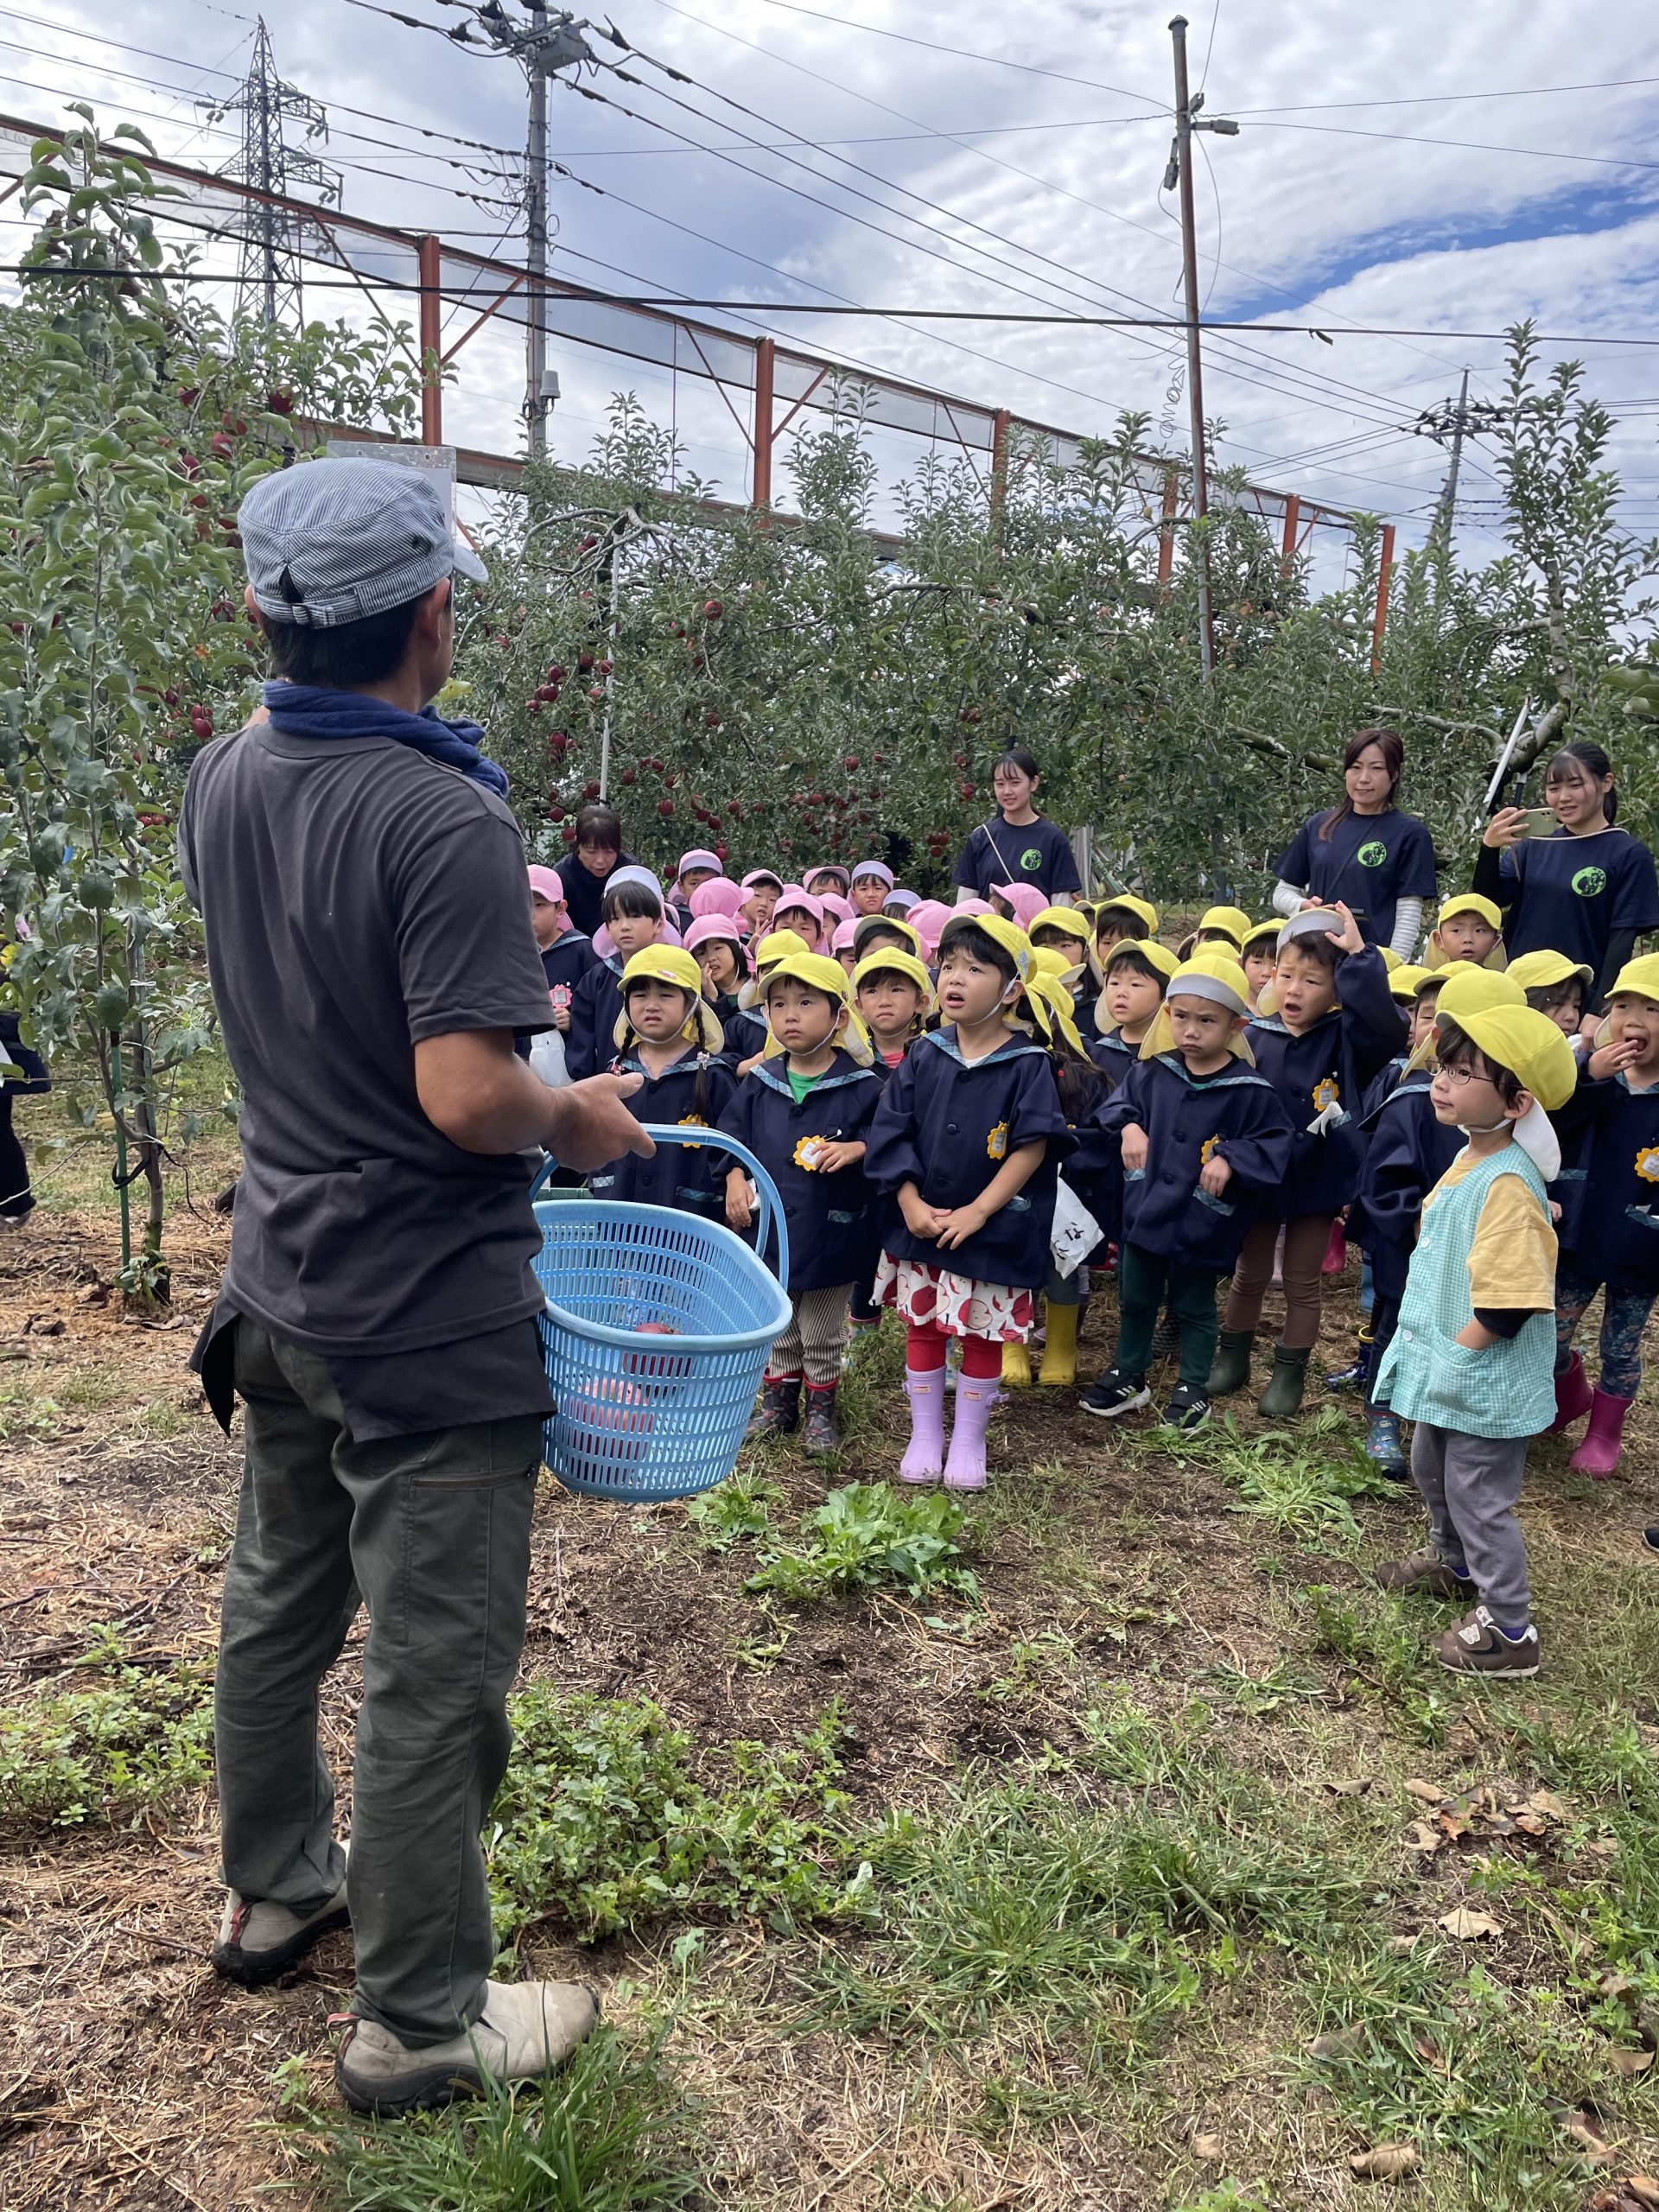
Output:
[276, 2022, 707, 2210]
[0, 1625, 214, 1829]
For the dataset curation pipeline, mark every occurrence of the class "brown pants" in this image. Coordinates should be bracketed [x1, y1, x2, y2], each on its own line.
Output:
[1223, 1213, 1335, 1351]
[767, 1282, 855, 1388]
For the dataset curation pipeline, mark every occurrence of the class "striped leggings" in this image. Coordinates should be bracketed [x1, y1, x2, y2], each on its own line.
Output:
[766, 1282, 855, 1389]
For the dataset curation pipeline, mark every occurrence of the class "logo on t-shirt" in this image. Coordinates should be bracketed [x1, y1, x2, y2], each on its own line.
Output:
[1357, 840, 1388, 868]
[1571, 866, 1608, 899]
[1020, 847, 1043, 873]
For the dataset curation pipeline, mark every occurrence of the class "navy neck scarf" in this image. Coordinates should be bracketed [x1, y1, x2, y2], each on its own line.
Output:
[261, 681, 510, 800]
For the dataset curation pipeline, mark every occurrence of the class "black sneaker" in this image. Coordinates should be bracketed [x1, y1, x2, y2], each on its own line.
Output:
[1644, 1527, 1659, 1555]
[1161, 1383, 1211, 1433]
[1078, 1370, 1151, 1420]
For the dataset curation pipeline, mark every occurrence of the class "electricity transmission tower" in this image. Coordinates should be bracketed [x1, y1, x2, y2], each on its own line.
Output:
[218, 18, 341, 326]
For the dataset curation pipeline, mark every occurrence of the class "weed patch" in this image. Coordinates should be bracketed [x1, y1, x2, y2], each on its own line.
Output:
[1132, 1406, 1399, 1543]
[0, 1627, 213, 1829]
[487, 1692, 873, 1945]
[744, 1481, 979, 1604]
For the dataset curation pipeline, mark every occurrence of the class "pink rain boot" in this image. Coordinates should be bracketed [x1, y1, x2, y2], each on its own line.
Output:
[1548, 1351, 1593, 1435]
[899, 1369, 946, 1484]
[943, 1378, 996, 1491]
[1569, 1388, 1630, 1480]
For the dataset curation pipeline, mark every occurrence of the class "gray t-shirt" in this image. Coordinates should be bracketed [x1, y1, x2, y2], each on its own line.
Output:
[179, 722, 555, 1379]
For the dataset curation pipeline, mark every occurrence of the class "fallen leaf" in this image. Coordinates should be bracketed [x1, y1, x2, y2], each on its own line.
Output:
[1586, 1834, 1620, 1859]
[1413, 2036, 1444, 2069]
[1325, 1777, 1370, 1797]
[1408, 1820, 1444, 1854]
[1192, 2133, 1224, 2162]
[1610, 2050, 1654, 2080]
[1437, 1906, 1503, 1940]
[1437, 1811, 1471, 1840]
[1562, 2110, 1613, 2161]
[1308, 2026, 1367, 2061]
[1404, 1778, 1444, 1804]
[1526, 1789, 1570, 1822]
[1349, 2144, 1420, 2181]
[1624, 2180, 1659, 2210]
[1511, 1813, 1548, 1838]
[1388, 1932, 1421, 1954]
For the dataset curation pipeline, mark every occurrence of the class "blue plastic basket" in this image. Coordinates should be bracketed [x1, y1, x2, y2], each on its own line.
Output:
[529, 1125, 791, 1501]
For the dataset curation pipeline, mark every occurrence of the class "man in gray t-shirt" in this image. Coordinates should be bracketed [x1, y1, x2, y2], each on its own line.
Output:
[182, 459, 651, 2115]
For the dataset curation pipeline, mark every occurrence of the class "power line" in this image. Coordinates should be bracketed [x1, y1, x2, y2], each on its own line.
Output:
[1249, 116, 1659, 175]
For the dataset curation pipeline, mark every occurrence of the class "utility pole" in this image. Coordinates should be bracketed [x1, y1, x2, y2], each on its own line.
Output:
[218, 18, 339, 327]
[461, 3, 594, 457]
[1409, 371, 1510, 557]
[1163, 17, 1238, 680]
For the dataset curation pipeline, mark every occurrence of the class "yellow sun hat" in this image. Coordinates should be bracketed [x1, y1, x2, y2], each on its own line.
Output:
[1020, 970, 1087, 1057]
[760, 950, 873, 1065]
[613, 944, 725, 1054]
[1407, 962, 1526, 1067]
[1423, 892, 1507, 971]
[1195, 904, 1253, 951]
[1102, 938, 1179, 987]
[852, 947, 934, 1010]
[1605, 951, 1659, 1006]
[1388, 963, 1433, 1002]
[851, 912, 921, 961]
[1378, 946, 1402, 973]
[1240, 918, 1281, 957]
[1432, 1001, 1578, 1112]
[1508, 949, 1595, 995]
[1140, 955, 1255, 1063]
[938, 908, 1033, 985]
[1094, 893, 1160, 938]
[1031, 906, 1091, 947]
[737, 927, 812, 1010]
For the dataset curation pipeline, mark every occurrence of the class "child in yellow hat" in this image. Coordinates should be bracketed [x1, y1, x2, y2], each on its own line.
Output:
[865, 912, 1071, 1487]
[586, 946, 736, 1218]
[1423, 893, 1506, 972]
[1544, 951, 1659, 1478]
[719, 951, 885, 1456]
[1373, 1000, 1576, 1680]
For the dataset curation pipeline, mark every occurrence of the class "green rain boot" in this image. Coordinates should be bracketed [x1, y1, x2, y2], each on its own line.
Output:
[1206, 1329, 1255, 1397]
[1257, 1344, 1310, 1419]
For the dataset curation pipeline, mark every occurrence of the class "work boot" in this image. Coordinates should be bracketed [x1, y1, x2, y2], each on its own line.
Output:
[1001, 1339, 1033, 1389]
[213, 1876, 350, 1989]
[1569, 1388, 1630, 1479]
[1257, 1344, 1310, 1419]
[746, 1375, 800, 1442]
[334, 1979, 601, 2117]
[1038, 1302, 1079, 1386]
[1206, 1328, 1255, 1398]
[1548, 1350, 1594, 1434]
[802, 1382, 841, 1456]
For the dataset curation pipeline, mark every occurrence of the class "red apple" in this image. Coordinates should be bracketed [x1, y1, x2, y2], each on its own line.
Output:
[658, 798, 675, 817]
[702, 599, 723, 620]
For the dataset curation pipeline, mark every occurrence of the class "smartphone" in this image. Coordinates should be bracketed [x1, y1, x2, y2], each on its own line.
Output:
[1514, 807, 1558, 839]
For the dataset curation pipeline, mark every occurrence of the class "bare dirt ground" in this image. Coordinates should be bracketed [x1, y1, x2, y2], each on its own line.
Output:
[2, 1180, 1657, 2211]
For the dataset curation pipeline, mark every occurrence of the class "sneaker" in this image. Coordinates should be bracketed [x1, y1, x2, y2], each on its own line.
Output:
[1435, 1605, 1540, 1681]
[213, 1876, 351, 1989]
[1646, 1527, 1659, 1555]
[1374, 1548, 1477, 1601]
[1161, 1383, 1211, 1433]
[1077, 1370, 1151, 1420]
[334, 1979, 601, 2117]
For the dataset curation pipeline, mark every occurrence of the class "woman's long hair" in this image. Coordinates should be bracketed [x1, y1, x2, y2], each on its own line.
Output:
[1546, 739, 1618, 823]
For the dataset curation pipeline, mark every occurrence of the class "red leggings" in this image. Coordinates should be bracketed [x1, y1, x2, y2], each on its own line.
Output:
[906, 1320, 1001, 1379]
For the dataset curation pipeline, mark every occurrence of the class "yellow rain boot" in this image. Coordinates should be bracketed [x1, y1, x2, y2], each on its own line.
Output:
[1001, 1338, 1033, 1389]
[1038, 1301, 1079, 1386]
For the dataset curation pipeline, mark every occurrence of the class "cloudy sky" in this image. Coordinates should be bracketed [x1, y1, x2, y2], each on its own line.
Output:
[4, 0, 1657, 575]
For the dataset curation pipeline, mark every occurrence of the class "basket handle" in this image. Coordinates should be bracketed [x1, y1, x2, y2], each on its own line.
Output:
[528, 1122, 790, 1293]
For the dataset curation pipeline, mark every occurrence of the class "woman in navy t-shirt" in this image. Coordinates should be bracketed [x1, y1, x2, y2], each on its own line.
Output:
[952, 747, 1082, 906]
[1474, 739, 1659, 1003]
[1272, 728, 1437, 957]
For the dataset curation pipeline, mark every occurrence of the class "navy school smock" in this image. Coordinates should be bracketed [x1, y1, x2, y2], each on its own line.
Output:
[1245, 945, 1406, 1219]
[541, 931, 596, 996]
[1497, 825, 1659, 974]
[715, 1047, 885, 1294]
[1551, 1071, 1659, 1294]
[951, 814, 1082, 904]
[1348, 1072, 1464, 1307]
[1081, 1052, 1294, 1273]
[585, 1046, 738, 1220]
[564, 953, 625, 1082]
[1085, 1025, 1138, 1093]
[721, 1001, 769, 1066]
[1273, 806, 1437, 950]
[864, 1027, 1073, 1290]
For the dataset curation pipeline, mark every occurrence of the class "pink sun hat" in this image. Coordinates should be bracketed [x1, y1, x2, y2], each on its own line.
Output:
[689, 875, 745, 920]
[993, 883, 1049, 931]
[818, 890, 855, 927]
[906, 899, 953, 957]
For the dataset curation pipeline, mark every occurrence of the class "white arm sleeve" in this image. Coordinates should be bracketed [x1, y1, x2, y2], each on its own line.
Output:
[954, 885, 976, 907]
[1389, 896, 1425, 961]
[1272, 880, 1305, 918]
